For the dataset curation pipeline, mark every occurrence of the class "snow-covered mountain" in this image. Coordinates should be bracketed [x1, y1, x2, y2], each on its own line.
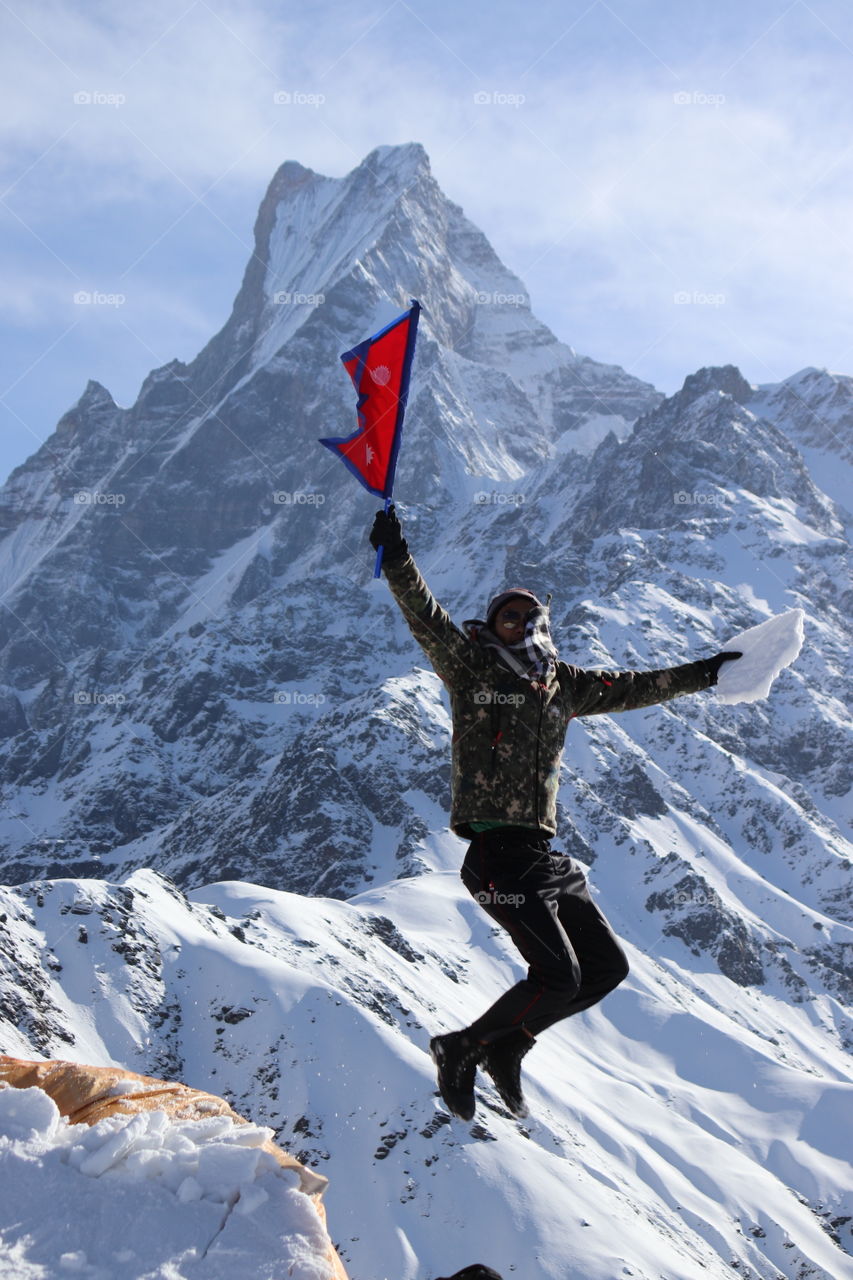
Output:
[0, 143, 850, 1280]
[1, 869, 851, 1279]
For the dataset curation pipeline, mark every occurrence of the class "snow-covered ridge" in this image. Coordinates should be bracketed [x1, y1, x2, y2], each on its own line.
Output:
[1, 868, 851, 1279]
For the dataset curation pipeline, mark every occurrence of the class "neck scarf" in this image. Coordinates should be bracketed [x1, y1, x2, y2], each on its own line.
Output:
[464, 603, 558, 681]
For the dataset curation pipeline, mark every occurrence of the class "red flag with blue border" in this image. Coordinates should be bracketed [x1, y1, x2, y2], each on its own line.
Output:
[319, 300, 420, 499]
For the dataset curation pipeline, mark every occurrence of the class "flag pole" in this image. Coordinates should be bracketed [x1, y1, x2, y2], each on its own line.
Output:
[373, 496, 390, 579]
[374, 299, 418, 578]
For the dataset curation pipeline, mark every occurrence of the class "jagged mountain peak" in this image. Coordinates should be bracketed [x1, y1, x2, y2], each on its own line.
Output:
[264, 142, 429, 200]
[0, 144, 654, 528]
[54, 379, 119, 432]
[671, 363, 754, 410]
[0, 144, 661, 679]
[749, 365, 853, 473]
[347, 140, 433, 191]
[259, 141, 433, 248]
[75, 379, 117, 413]
[185, 143, 440, 400]
[772, 364, 835, 390]
[266, 156, 323, 194]
[183, 141, 653, 433]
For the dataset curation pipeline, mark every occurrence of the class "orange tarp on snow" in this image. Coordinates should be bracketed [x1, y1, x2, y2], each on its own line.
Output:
[0, 1056, 349, 1280]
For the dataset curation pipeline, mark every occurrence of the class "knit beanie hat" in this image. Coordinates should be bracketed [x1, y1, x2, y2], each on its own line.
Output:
[485, 588, 543, 628]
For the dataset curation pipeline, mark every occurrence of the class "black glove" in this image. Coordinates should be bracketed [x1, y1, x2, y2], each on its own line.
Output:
[703, 650, 742, 686]
[369, 504, 408, 564]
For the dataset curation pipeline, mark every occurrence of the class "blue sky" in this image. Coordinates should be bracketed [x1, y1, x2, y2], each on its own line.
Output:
[2, 0, 853, 483]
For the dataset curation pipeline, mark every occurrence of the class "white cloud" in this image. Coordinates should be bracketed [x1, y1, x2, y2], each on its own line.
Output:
[2, 0, 853, 477]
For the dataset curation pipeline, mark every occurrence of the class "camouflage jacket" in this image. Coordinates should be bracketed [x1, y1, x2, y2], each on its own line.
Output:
[383, 552, 714, 839]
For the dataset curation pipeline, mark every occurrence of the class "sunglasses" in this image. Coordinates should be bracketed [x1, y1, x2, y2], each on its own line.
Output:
[498, 608, 534, 624]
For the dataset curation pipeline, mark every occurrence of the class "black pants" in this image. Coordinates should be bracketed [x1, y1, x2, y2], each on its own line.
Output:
[460, 827, 630, 1040]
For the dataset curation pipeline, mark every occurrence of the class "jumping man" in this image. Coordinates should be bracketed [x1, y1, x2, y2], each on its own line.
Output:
[370, 505, 740, 1121]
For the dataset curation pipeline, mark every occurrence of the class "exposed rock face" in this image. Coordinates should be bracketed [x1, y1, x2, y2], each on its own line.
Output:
[646, 868, 766, 987]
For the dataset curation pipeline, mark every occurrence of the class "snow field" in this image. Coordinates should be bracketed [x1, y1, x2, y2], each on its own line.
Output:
[2, 862, 851, 1278]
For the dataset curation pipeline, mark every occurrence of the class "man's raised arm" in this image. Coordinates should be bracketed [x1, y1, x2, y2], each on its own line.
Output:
[370, 506, 472, 685]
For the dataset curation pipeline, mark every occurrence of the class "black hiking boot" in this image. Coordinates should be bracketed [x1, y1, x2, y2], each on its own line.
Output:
[429, 1031, 481, 1121]
[481, 1029, 536, 1118]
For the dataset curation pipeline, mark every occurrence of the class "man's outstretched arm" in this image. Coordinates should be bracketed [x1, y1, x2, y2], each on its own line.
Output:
[370, 506, 473, 684]
[562, 651, 741, 717]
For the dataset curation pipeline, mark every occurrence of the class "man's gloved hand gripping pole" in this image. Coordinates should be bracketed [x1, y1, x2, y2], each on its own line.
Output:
[370, 503, 409, 566]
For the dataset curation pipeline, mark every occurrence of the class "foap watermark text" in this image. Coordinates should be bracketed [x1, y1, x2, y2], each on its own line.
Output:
[74, 490, 125, 506]
[474, 91, 525, 108]
[475, 291, 528, 307]
[674, 491, 726, 507]
[273, 90, 325, 107]
[474, 491, 525, 506]
[75, 691, 126, 706]
[274, 491, 325, 506]
[473, 690, 526, 706]
[475, 890, 526, 906]
[673, 91, 726, 107]
[674, 291, 726, 307]
[74, 91, 125, 107]
[74, 291, 126, 307]
[272, 291, 325, 306]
